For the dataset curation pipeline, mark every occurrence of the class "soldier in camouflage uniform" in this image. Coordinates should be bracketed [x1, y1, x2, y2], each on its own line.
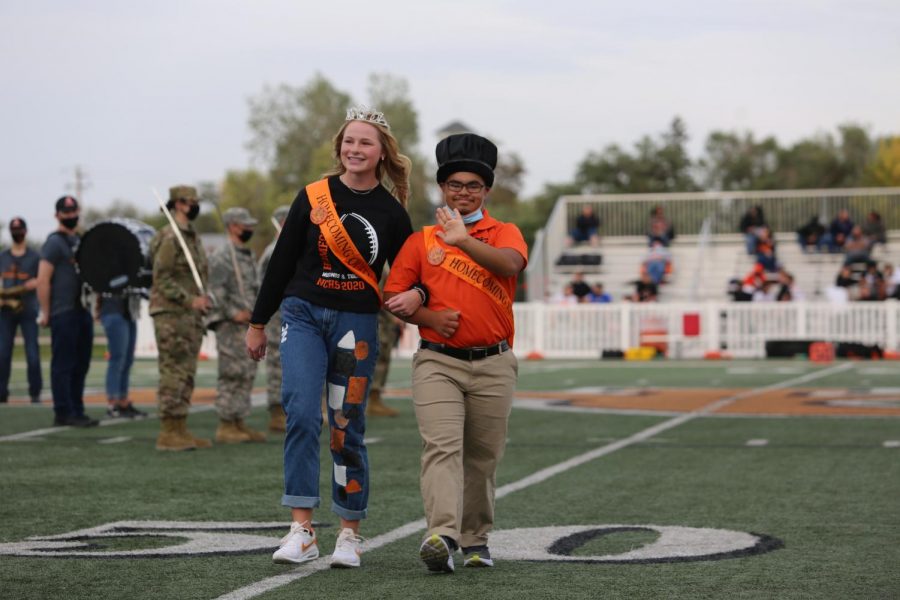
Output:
[367, 303, 402, 417]
[207, 207, 265, 444]
[150, 185, 212, 451]
[258, 205, 291, 432]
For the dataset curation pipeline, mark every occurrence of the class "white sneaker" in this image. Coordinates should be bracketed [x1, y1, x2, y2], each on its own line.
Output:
[272, 522, 319, 564]
[330, 527, 363, 568]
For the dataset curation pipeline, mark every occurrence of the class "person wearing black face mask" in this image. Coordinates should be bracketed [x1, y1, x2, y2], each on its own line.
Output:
[149, 185, 212, 450]
[37, 196, 98, 427]
[0, 217, 42, 404]
[206, 206, 264, 443]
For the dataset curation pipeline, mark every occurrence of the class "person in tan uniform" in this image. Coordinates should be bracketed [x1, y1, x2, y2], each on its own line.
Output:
[206, 207, 265, 444]
[258, 204, 291, 432]
[149, 185, 213, 451]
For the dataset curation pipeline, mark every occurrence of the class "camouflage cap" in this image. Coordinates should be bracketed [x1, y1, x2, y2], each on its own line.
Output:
[168, 185, 199, 202]
[222, 207, 258, 227]
[273, 205, 291, 223]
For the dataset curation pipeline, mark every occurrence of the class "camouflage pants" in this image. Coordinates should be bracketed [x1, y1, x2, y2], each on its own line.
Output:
[371, 309, 401, 395]
[265, 313, 282, 409]
[153, 312, 204, 418]
[215, 320, 258, 420]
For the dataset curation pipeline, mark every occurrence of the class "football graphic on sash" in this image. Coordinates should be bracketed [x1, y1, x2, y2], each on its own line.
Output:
[339, 213, 379, 265]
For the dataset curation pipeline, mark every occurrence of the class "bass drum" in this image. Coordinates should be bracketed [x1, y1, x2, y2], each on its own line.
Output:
[76, 218, 156, 293]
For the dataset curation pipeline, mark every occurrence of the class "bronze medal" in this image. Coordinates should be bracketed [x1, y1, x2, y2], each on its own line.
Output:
[310, 206, 327, 224]
[427, 246, 445, 266]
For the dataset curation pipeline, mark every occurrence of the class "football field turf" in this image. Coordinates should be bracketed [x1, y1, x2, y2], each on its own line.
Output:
[1, 358, 899, 599]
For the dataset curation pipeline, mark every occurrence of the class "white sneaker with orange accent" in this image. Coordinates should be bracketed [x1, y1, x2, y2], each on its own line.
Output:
[330, 527, 363, 568]
[272, 522, 319, 564]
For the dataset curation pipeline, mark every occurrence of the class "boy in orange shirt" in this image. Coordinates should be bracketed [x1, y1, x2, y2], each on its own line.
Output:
[384, 133, 527, 573]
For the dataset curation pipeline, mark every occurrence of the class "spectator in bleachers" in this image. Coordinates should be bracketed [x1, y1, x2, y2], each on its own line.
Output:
[739, 205, 766, 255]
[627, 272, 658, 302]
[834, 265, 857, 289]
[646, 205, 674, 247]
[752, 278, 779, 302]
[642, 239, 672, 285]
[775, 270, 804, 302]
[825, 266, 855, 303]
[858, 261, 886, 301]
[754, 226, 779, 272]
[569, 271, 591, 302]
[733, 263, 766, 302]
[842, 225, 871, 265]
[796, 215, 826, 253]
[862, 210, 886, 248]
[588, 283, 612, 303]
[882, 263, 900, 298]
[568, 205, 601, 247]
[824, 209, 854, 253]
[551, 283, 578, 305]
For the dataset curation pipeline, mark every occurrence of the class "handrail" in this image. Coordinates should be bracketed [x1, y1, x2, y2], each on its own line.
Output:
[559, 187, 900, 237]
[688, 216, 713, 302]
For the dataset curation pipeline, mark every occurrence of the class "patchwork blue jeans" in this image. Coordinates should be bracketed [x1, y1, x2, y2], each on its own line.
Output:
[279, 296, 378, 521]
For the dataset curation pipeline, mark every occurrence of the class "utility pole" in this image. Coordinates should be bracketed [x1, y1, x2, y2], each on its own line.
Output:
[66, 165, 91, 201]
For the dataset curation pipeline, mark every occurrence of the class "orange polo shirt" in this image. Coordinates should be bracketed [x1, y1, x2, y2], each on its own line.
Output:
[385, 211, 528, 348]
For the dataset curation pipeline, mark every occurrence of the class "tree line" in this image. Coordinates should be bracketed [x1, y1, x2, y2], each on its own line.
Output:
[84, 72, 900, 254]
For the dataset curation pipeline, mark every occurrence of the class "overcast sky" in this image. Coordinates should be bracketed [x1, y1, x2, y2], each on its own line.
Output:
[2, 0, 898, 242]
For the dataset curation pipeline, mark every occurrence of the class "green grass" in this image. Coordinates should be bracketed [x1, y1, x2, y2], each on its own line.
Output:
[1, 359, 899, 599]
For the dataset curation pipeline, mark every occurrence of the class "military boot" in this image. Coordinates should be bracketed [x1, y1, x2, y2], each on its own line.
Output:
[366, 389, 398, 417]
[268, 405, 287, 433]
[236, 418, 267, 442]
[156, 416, 196, 451]
[181, 418, 212, 448]
[215, 419, 252, 444]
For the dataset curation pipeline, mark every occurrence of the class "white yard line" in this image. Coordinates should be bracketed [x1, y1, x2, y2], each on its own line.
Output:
[98, 436, 132, 445]
[745, 439, 769, 447]
[214, 361, 853, 600]
[0, 393, 271, 443]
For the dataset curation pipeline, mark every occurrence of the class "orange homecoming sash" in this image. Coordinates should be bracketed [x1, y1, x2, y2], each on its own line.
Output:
[423, 225, 514, 333]
[306, 179, 382, 303]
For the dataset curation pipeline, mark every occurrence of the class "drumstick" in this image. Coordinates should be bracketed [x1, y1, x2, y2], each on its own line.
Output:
[152, 187, 206, 295]
[206, 198, 250, 309]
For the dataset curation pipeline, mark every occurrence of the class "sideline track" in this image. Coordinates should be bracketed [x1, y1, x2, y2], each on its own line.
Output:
[214, 361, 854, 600]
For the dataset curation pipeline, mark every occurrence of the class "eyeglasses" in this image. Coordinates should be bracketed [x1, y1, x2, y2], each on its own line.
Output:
[445, 180, 485, 193]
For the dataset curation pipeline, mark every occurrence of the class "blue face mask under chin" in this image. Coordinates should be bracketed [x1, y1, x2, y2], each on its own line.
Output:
[461, 208, 484, 225]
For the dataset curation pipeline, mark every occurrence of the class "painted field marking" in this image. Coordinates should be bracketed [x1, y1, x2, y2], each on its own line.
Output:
[215, 361, 853, 600]
[363, 437, 382, 445]
[727, 367, 805, 375]
[98, 436, 132, 445]
[746, 439, 769, 447]
[884, 440, 900, 448]
[0, 392, 270, 443]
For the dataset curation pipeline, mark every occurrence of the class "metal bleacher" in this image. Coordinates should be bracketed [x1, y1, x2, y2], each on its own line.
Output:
[527, 187, 900, 303]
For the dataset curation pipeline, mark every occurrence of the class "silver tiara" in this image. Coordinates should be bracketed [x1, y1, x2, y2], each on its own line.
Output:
[346, 105, 390, 129]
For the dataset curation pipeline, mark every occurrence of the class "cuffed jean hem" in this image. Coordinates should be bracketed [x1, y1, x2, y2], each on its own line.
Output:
[281, 494, 320, 509]
[331, 503, 367, 521]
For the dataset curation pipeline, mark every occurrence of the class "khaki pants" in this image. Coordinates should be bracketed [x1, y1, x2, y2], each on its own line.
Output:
[412, 347, 517, 548]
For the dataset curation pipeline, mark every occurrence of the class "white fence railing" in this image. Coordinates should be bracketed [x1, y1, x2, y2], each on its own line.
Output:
[135, 300, 900, 361]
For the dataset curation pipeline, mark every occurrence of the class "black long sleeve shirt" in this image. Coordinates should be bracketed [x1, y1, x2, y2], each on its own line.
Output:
[251, 176, 413, 324]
